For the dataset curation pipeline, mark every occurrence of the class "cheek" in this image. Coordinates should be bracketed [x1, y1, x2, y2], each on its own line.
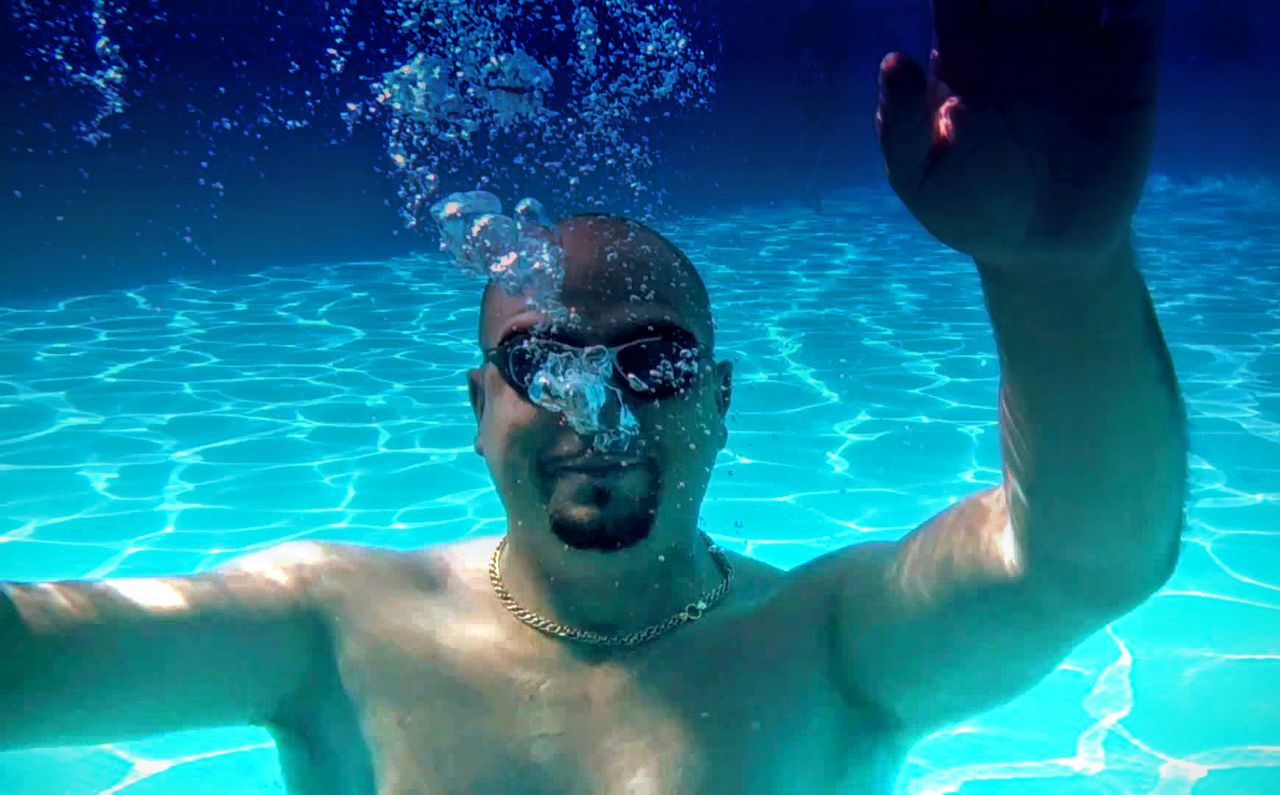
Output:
[642, 390, 721, 454]
[483, 389, 559, 455]
[481, 398, 558, 501]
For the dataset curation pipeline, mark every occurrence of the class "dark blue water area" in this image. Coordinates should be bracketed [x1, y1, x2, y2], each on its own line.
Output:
[1, 0, 1278, 302]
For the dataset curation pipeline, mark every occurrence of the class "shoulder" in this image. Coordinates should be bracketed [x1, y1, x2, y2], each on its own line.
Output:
[216, 540, 453, 610]
[762, 540, 899, 635]
[419, 535, 503, 600]
[216, 540, 343, 580]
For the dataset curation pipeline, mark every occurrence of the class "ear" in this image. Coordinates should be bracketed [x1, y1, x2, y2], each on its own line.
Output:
[467, 368, 486, 455]
[714, 359, 733, 416]
[713, 359, 733, 448]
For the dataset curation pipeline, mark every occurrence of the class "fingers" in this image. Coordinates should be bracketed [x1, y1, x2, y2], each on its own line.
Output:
[988, 0, 1049, 22]
[875, 51, 931, 191]
[1047, 0, 1106, 26]
[931, 0, 988, 35]
[986, 0, 1159, 28]
[930, 0, 989, 58]
[926, 49, 954, 112]
[1108, 0, 1167, 23]
[877, 52, 929, 141]
[933, 95, 970, 151]
[1103, 0, 1167, 37]
[932, 0, 1164, 102]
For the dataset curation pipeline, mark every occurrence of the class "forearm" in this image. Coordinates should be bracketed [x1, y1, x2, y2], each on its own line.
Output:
[977, 236, 1188, 600]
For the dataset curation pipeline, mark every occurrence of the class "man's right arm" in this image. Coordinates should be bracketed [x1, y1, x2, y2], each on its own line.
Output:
[0, 542, 331, 750]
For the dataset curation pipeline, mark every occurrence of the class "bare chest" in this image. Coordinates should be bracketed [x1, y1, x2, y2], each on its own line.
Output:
[316, 574, 901, 795]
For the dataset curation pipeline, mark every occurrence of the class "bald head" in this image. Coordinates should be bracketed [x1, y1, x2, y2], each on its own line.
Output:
[478, 214, 713, 352]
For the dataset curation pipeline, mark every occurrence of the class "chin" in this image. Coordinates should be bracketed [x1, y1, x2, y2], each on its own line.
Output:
[549, 508, 654, 552]
[542, 460, 661, 553]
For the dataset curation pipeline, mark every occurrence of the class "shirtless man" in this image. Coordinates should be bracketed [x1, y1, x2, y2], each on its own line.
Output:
[1, 2, 1187, 793]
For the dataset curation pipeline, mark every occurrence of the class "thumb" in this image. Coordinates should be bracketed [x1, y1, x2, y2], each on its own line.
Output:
[875, 51, 931, 192]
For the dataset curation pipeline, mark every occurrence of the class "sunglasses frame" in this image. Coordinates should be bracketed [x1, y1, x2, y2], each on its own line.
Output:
[482, 330, 711, 403]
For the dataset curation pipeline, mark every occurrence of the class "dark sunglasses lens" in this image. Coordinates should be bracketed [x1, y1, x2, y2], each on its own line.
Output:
[495, 334, 703, 401]
[499, 339, 544, 396]
[616, 337, 701, 396]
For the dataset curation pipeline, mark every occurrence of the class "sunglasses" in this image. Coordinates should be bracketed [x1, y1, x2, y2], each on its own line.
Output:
[484, 328, 708, 402]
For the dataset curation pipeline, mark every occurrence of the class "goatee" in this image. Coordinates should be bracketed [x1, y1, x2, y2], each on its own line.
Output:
[545, 462, 660, 552]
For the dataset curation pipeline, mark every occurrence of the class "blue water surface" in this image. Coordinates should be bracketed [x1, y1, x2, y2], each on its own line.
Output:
[1, 180, 1278, 793]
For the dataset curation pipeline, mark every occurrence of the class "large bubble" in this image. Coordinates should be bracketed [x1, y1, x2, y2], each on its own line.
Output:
[430, 191, 566, 319]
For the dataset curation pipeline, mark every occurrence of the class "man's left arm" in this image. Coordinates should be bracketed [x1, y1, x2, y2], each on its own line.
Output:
[812, 0, 1186, 738]
[823, 237, 1187, 738]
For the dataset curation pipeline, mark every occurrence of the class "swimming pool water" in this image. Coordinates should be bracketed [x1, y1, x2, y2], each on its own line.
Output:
[1, 181, 1278, 793]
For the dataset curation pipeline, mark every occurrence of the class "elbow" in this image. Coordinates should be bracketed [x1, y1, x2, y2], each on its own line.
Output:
[1145, 511, 1184, 597]
[1048, 522, 1183, 625]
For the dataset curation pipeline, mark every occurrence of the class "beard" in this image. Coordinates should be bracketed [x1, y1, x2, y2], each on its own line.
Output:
[543, 459, 660, 552]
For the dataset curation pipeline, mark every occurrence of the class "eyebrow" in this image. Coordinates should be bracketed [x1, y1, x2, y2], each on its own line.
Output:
[497, 320, 696, 348]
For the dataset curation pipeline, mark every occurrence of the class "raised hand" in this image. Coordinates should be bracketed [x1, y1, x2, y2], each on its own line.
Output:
[876, 0, 1165, 271]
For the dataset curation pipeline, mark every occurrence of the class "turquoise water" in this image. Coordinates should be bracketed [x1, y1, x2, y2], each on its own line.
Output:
[1, 181, 1278, 793]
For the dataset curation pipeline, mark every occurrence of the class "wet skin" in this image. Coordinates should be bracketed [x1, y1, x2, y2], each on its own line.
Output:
[2, 2, 1186, 793]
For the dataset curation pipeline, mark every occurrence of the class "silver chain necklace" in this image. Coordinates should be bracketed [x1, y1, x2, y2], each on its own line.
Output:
[488, 531, 735, 648]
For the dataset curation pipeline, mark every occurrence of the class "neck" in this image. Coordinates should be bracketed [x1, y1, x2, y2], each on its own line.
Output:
[498, 521, 724, 641]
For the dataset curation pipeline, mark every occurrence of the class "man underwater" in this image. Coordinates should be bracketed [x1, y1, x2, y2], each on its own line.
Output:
[1, 1, 1187, 793]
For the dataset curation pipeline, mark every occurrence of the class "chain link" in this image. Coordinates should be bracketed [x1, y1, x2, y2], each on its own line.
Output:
[489, 531, 734, 648]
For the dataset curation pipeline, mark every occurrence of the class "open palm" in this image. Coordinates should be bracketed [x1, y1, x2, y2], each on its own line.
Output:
[877, 0, 1166, 270]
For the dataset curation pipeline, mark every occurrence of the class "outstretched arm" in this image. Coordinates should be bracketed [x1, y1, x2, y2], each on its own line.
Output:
[821, 0, 1187, 737]
[0, 543, 330, 750]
